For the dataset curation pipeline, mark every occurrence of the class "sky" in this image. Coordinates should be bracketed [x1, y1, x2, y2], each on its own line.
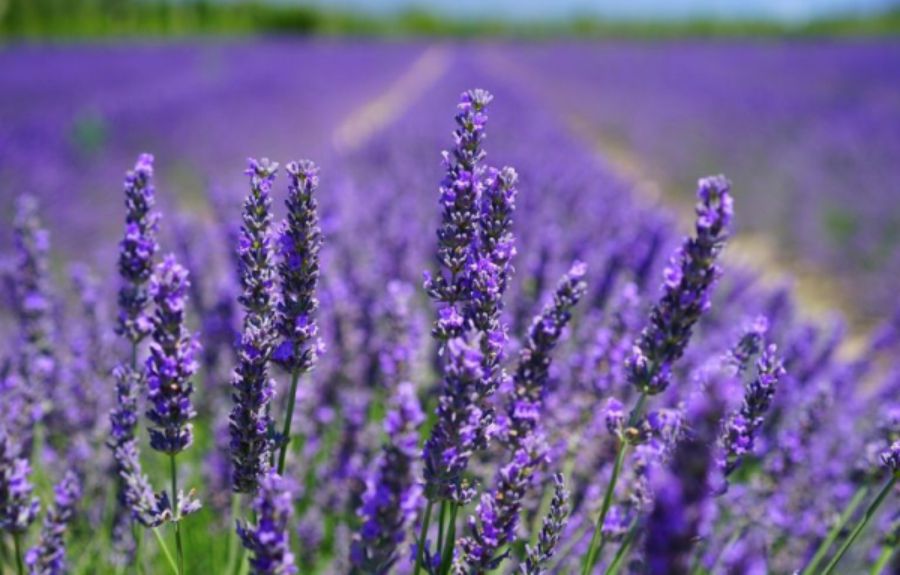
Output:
[295, 0, 899, 22]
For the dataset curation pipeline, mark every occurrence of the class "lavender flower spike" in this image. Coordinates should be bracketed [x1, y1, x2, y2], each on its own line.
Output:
[519, 474, 570, 575]
[350, 382, 424, 573]
[273, 159, 323, 373]
[145, 255, 201, 455]
[0, 429, 40, 534]
[116, 153, 159, 343]
[627, 175, 733, 395]
[458, 263, 587, 571]
[424, 89, 493, 344]
[237, 472, 298, 575]
[25, 471, 81, 575]
[230, 157, 279, 493]
[720, 343, 785, 476]
[13, 195, 55, 431]
[422, 336, 487, 504]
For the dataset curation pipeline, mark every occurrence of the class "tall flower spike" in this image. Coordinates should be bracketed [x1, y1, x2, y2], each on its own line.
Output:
[422, 336, 487, 504]
[458, 263, 587, 571]
[720, 343, 785, 477]
[25, 471, 81, 575]
[0, 429, 40, 534]
[145, 255, 200, 455]
[626, 175, 733, 395]
[230, 158, 279, 494]
[13, 195, 56, 434]
[116, 153, 159, 343]
[424, 89, 493, 344]
[273, 159, 322, 373]
[237, 472, 298, 575]
[350, 382, 424, 573]
[519, 474, 570, 575]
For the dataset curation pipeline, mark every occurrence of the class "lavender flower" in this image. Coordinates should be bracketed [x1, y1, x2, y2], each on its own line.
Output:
[627, 175, 733, 395]
[230, 158, 279, 494]
[145, 255, 200, 455]
[422, 336, 487, 504]
[458, 263, 587, 571]
[237, 472, 298, 575]
[13, 195, 55, 432]
[424, 89, 493, 344]
[350, 382, 424, 573]
[116, 153, 159, 343]
[115, 440, 171, 528]
[720, 344, 785, 476]
[273, 159, 322, 373]
[25, 471, 81, 575]
[520, 474, 570, 575]
[0, 429, 40, 534]
[882, 441, 900, 474]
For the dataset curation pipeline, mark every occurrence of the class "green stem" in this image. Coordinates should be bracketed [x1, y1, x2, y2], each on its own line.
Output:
[822, 475, 897, 575]
[414, 499, 435, 575]
[802, 484, 870, 575]
[226, 494, 242, 575]
[152, 527, 179, 575]
[277, 369, 302, 474]
[13, 533, 24, 575]
[582, 439, 631, 574]
[605, 520, 639, 575]
[437, 501, 447, 560]
[170, 454, 184, 575]
[870, 545, 896, 575]
[439, 503, 459, 575]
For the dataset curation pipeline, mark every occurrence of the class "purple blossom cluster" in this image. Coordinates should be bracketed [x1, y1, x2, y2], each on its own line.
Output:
[0, 53, 898, 575]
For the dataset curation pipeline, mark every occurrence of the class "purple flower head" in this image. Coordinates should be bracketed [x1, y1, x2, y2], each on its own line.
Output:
[626, 175, 733, 395]
[605, 397, 626, 438]
[230, 158, 280, 494]
[519, 474, 570, 575]
[423, 336, 488, 504]
[351, 383, 424, 573]
[25, 471, 81, 575]
[237, 472, 298, 575]
[882, 441, 900, 474]
[0, 430, 40, 534]
[145, 255, 200, 455]
[720, 343, 785, 477]
[116, 154, 159, 343]
[274, 159, 323, 374]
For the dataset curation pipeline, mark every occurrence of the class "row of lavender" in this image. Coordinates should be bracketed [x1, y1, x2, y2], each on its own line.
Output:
[498, 41, 900, 320]
[1, 47, 899, 575]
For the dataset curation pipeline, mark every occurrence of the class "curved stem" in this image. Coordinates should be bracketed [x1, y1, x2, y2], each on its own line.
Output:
[802, 484, 869, 575]
[170, 454, 184, 574]
[13, 533, 24, 575]
[414, 500, 435, 575]
[276, 369, 302, 474]
[605, 520, 639, 575]
[822, 475, 897, 575]
[152, 527, 179, 575]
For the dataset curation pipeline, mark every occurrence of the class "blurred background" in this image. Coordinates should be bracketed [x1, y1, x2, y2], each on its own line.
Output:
[1, 0, 898, 329]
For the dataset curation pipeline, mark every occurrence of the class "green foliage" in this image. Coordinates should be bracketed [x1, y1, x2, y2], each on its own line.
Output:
[2, 0, 900, 40]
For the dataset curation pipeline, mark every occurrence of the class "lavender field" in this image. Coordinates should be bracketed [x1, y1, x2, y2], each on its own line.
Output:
[1, 40, 899, 575]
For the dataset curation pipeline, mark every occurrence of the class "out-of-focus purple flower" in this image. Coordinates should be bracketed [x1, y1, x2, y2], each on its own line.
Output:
[25, 471, 81, 575]
[116, 153, 159, 344]
[350, 382, 424, 573]
[882, 441, 900, 474]
[0, 429, 40, 534]
[423, 336, 487, 504]
[644, 393, 724, 575]
[230, 158, 279, 494]
[519, 474, 570, 575]
[237, 472, 298, 575]
[12, 195, 56, 435]
[424, 89, 493, 344]
[720, 344, 785, 477]
[728, 316, 768, 374]
[273, 159, 322, 373]
[627, 175, 733, 395]
[145, 255, 200, 455]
